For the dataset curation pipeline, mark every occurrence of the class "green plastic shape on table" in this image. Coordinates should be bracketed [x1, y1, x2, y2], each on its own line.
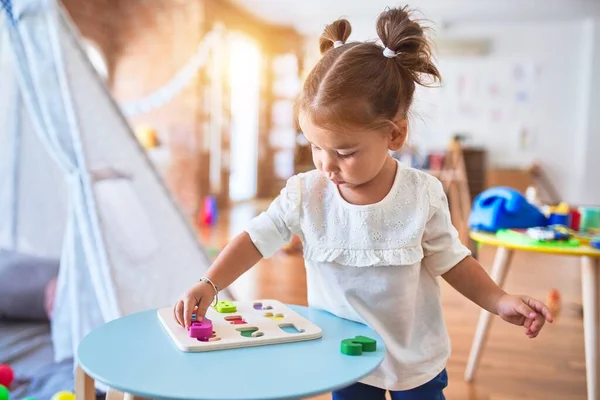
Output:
[214, 300, 237, 313]
[340, 336, 377, 356]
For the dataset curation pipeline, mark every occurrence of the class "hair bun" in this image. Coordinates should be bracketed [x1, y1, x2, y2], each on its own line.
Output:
[319, 19, 352, 55]
[376, 6, 440, 85]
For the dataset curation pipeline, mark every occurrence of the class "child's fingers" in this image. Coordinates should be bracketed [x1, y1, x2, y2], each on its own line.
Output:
[526, 297, 554, 323]
[526, 314, 546, 337]
[195, 295, 213, 322]
[515, 302, 536, 320]
[173, 302, 182, 327]
[522, 316, 533, 330]
[175, 300, 184, 326]
[183, 296, 198, 329]
[524, 323, 537, 338]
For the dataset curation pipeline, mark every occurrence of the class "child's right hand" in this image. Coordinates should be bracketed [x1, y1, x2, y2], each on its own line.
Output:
[173, 281, 216, 329]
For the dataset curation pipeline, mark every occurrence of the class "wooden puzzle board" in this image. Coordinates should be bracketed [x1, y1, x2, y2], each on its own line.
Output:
[157, 299, 322, 352]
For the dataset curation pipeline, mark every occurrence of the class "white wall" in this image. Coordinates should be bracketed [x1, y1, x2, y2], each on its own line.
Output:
[408, 19, 598, 205]
[575, 19, 600, 206]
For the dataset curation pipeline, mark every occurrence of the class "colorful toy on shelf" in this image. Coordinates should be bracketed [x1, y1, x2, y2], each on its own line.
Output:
[579, 207, 600, 232]
[526, 226, 570, 241]
[569, 208, 581, 230]
[0, 365, 13, 388]
[543, 202, 571, 226]
[469, 187, 548, 232]
[552, 226, 600, 247]
[134, 126, 160, 149]
[201, 195, 218, 226]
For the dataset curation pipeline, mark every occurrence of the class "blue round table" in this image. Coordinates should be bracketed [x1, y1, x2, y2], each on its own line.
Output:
[76, 305, 385, 400]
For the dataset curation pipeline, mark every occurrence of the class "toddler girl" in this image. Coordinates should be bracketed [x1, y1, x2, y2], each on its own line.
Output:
[174, 6, 553, 399]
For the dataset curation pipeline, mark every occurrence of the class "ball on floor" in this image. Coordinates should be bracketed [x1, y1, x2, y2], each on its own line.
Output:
[0, 384, 9, 400]
[0, 365, 13, 388]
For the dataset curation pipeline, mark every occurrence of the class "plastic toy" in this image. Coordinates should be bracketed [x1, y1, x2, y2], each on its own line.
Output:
[340, 336, 377, 356]
[214, 300, 237, 313]
[0, 385, 8, 400]
[580, 207, 600, 232]
[50, 392, 75, 400]
[188, 318, 213, 341]
[253, 302, 273, 310]
[526, 227, 570, 241]
[0, 365, 13, 388]
[548, 212, 569, 226]
[569, 208, 581, 230]
[496, 229, 580, 248]
[158, 299, 322, 352]
[469, 187, 548, 232]
[552, 226, 600, 246]
[134, 126, 159, 149]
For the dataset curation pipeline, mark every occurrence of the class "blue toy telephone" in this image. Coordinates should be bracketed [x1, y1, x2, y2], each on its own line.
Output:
[469, 187, 548, 232]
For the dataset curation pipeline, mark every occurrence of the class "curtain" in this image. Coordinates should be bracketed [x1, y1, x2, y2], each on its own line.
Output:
[1, 0, 120, 361]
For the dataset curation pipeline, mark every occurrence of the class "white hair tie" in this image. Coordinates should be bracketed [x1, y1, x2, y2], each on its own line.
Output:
[383, 47, 397, 58]
[333, 40, 344, 48]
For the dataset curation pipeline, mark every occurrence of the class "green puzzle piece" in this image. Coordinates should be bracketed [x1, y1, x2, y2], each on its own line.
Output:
[214, 300, 237, 313]
[340, 336, 377, 356]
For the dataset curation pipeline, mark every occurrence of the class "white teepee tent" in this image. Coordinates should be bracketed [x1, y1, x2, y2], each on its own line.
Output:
[0, 0, 223, 362]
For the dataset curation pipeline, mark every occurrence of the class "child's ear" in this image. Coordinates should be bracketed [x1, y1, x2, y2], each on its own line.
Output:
[388, 119, 408, 151]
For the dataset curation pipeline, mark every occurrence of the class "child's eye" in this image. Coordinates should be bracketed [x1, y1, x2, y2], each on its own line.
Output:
[338, 152, 356, 159]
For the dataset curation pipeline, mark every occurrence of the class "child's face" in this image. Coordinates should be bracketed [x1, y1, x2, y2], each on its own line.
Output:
[299, 113, 403, 189]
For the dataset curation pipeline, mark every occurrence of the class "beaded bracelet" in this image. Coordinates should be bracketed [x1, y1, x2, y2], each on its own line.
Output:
[199, 277, 219, 307]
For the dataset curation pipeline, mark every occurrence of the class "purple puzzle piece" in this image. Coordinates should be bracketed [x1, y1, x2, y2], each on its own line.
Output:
[188, 318, 213, 340]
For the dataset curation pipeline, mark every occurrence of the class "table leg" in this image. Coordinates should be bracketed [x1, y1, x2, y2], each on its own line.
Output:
[581, 256, 599, 400]
[464, 247, 514, 382]
[75, 365, 95, 400]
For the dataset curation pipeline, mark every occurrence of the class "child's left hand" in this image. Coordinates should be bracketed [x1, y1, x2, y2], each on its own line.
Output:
[496, 294, 554, 338]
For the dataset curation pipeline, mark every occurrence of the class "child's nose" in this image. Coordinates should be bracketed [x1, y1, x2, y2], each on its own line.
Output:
[321, 154, 339, 173]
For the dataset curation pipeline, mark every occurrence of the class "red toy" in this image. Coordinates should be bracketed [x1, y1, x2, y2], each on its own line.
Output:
[0, 364, 14, 388]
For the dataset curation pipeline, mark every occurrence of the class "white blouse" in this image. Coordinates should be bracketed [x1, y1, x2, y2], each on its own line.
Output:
[246, 160, 470, 390]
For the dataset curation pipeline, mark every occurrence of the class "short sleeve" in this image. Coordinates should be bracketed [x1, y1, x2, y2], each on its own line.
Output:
[422, 178, 471, 276]
[245, 175, 302, 258]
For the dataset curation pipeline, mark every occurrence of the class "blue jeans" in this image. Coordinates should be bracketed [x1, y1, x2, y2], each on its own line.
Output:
[332, 369, 448, 400]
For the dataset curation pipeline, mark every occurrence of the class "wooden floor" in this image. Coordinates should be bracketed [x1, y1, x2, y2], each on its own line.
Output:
[199, 203, 588, 400]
